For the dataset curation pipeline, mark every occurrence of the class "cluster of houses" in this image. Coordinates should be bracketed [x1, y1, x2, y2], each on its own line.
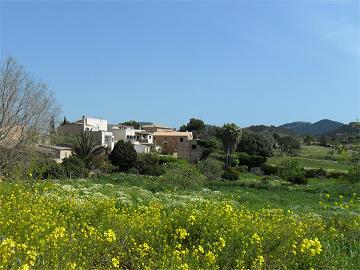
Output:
[40, 116, 205, 163]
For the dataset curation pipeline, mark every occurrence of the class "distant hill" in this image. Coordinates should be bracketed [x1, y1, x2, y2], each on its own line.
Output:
[246, 125, 295, 136]
[279, 119, 344, 136]
[326, 122, 360, 137]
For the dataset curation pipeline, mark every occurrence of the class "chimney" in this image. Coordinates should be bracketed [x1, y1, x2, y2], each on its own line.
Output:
[82, 116, 86, 131]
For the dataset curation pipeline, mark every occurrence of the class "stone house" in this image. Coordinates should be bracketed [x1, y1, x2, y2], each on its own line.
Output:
[153, 131, 193, 155]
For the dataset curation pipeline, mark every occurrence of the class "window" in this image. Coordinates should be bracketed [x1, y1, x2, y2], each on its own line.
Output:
[192, 145, 197, 150]
[180, 138, 184, 142]
[149, 136, 152, 139]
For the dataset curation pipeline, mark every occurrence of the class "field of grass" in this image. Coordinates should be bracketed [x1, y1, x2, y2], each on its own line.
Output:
[1, 173, 359, 269]
[267, 156, 353, 171]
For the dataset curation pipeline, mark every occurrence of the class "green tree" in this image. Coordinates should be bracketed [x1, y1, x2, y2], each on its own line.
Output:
[72, 131, 105, 169]
[120, 120, 140, 129]
[304, 135, 315, 146]
[237, 130, 274, 157]
[276, 136, 300, 156]
[179, 118, 205, 138]
[217, 123, 242, 168]
[109, 141, 137, 172]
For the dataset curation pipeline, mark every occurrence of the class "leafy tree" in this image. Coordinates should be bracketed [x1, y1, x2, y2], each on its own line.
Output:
[276, 136, 301, 156]
[197, 158, 224, 180]
[237, 131, 274, 157]
[217, 123, 242, 168]
[109, 141, 137, 172]
[62, 156, 89, 179]
[180, 118, 205, 138]
[136, 153, 164, 176]
[280, 159, 307, 184]
[72, 131, 105, 169]
[304, 135, 315, 146]
[161, 162, 206, 189]
[120, 120, 140, 129]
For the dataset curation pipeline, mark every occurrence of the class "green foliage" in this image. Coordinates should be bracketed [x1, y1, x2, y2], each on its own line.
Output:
[50, 134, 80, 147]
[197, 158, 224, 180]
[72, 131, 105, 169]
[236, 152, 267, 167]
[280, 159, 307, 184]
[62, 156, 89, 179]
[237, 131, 274, 157]
[161, 162, 206, 189]
[222, 167, 240, 181]
[120, 120, 140, 129]
[31, 158, 65, 179]
[109, 141, 137, 172]
[261, 164, 278, 175]
[276, 136, 301, 156]
[304, 135, 315, 146]
[237, 165, 249, 173]
[304, 168, 327, 179]
[136, 154, 164, 176]
[217, 123, 242, 168]
[179, 118, 205, 137]
[158, 155, 179, 165]
[348, 165, 360, 184]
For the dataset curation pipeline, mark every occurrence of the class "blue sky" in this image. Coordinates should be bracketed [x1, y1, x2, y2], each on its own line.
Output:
[1, 0, 359, 128]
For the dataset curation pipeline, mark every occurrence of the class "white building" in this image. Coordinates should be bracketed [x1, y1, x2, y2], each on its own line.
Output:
[57, 116, 114, 150]
[112, 127, 158, 154]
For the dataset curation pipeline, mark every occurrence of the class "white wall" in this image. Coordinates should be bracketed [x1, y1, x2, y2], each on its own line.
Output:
[84, 117, 107, 131]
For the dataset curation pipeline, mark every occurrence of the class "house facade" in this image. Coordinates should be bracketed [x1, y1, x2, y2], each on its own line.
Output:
[153, 131, 193, 155]
[37, 145, 72, 163]
[56, 116, 114, 150]
[177, 139, 206, 163]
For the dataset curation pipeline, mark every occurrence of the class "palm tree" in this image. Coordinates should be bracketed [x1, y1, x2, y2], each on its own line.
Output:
[217, 123, 242, 168]
[72, 131, 105, 169]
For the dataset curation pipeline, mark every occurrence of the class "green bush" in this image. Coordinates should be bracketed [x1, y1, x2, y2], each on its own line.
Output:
[304, 168, 327, 179]
[348, 165, 360, 183]
[136, 154, 164, 176]
[236, 152, 267, 168]
[327, 171, 348, 180]
[158, 155, 179, 165]
[261, 164, 279, 175]
[161, 162, 206, 189]
[280, 159, 307, 185]
[197, 158, 224, 180]
[237, 165, 248, 173]
[222, 167, 240, 181]
[62, 156, 89, 179]
[109, 141, 137, 172]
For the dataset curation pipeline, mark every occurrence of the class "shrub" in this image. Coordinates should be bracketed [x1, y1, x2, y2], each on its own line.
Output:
[348, 165, 360, 183]
[109, 141, 137, 172]
[287, 174, 308, 184]
[197, 158, 224, 180]
[327, 171, 348, 180]
[136, 154, 164, 176]
[304, 168, 327, 179]
[161, 162, 206, 189]
[237, 165, 248, 173]
[261, 164, 279, 175]
[158, 155, 179, 165]
[236, 152, 267, 168]
[62, 156, 89, 179]
[280, 159, 307, 185]
[222, 167, 240, 181]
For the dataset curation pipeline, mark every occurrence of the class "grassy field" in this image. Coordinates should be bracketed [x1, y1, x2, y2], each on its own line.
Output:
[267, 145, 354, 172]
[267, 156, 353, 171]
[0, 173, 359, 269]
